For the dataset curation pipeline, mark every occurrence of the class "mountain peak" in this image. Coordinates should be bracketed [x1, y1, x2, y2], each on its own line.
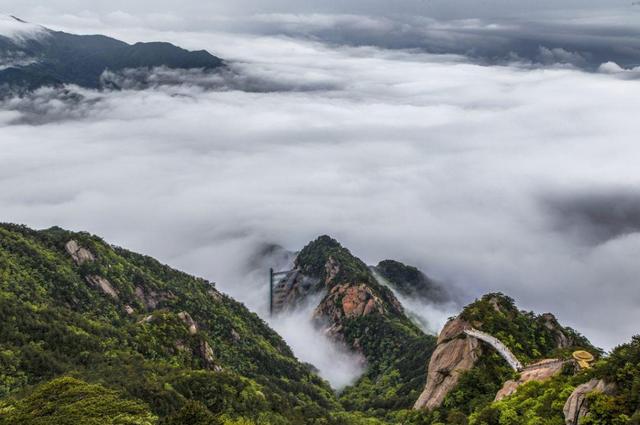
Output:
[295, 235, 370, 285]
[0, 20, 223, 92]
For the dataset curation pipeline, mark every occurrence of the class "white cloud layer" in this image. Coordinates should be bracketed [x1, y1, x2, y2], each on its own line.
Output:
[0, 14, 46, 41]
[2, 26, 640, 367]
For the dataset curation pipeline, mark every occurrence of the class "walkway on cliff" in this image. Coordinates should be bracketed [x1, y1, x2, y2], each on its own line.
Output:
[464, 328, 524, 371]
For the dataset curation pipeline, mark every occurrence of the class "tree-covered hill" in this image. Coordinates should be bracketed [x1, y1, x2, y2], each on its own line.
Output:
[373, 260, 451, 304]
[0, 15, 223, 93]
[286, 236, 439, 414]
[0, 223, 340, 424]
[466, 334, 640, 425]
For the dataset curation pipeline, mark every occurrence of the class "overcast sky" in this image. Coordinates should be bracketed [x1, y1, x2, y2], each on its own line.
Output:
[2, 0, 636, 19]
[2, 2, 640, 384]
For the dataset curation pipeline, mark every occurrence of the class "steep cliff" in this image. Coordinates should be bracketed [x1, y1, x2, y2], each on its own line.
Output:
[414, 294, 594, 413]
[413, 317, 479, 410]
[563, 379, 616, 425]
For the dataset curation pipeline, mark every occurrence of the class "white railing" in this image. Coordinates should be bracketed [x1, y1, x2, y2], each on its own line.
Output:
[464, 328, 523, 371]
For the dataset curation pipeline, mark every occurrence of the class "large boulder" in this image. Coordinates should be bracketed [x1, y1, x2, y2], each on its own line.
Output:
[413, 317, 479, 410]
[85, 275, 118, 299]
[541, 313, 572, 349]
[178, 312, 199, 335]
[563, 379, 616, 425]
[65, 240, 95, 265]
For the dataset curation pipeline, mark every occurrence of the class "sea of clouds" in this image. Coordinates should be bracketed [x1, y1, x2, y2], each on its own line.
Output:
[3, 4, 640, 387]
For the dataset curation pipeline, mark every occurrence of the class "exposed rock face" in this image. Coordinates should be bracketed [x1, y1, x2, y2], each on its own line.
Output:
[135, 285, 174, 310]
[178, 312, 198, 335]
[541, 313, 571, 349]
[563, 379, 616, 425]
[313, 282, 388, 337]
[325, 256, 340, 284]
[413, 318, 479, 410]
[495, 358, 566, 401]
[231, 329, 241, 343]
[85, 275, 118, 299]
[65, 240, 95, 265]
[272, 270, 320, 313]
[199, 340, 222, 371]
[207, 288, 222, 301]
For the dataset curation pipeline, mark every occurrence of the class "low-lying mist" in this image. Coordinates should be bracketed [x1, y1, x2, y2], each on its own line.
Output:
[201, 242, 366, 389]
[269, 296, 366, 390]
[372, 271, 458, 335]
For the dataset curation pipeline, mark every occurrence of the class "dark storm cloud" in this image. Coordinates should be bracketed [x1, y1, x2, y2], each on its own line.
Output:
[5, 0, 640, 70]
[2, 0, 633, 21]
[237, 14, 640, 70]
[544, 189, 640, 245]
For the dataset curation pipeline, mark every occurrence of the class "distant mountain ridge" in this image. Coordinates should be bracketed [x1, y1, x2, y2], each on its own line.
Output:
[0, 15, 223, 92]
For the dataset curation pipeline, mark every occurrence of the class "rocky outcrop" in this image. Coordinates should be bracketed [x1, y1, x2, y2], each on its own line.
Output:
[325, 256, 340, 284]
[563, 379, 616, 425]
[178, 312, 198, 335]
[135, 285, 175, 310]
[272, 270, 320, 313]
[65, 240, 95, 265]
[199, 340, 222, 371]
[541, 313, 571, 349]
[85, 275, 118, 299]
[207, 288, 222, 301]
[414, 318, 479, 410]
[495, 358, 566, 401]
[314, 282, 388, 337]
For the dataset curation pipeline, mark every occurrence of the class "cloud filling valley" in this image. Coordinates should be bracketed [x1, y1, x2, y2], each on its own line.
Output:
[3, 5, 640, 386]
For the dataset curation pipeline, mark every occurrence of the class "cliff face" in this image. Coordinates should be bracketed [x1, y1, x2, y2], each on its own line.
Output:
[292, 236, 407, 347]
[285, 236, 437, 411]
[413, 294, 594, 412]
[413, 317, 479, 410]
[313, 282, 390, 337]
[563, 379, 616, 425]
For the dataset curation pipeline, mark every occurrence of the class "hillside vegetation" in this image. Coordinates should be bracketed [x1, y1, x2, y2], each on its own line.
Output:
[295, 236, 438, 413]
[1, 225, 638, 424]
[0, 223, 343, 424]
